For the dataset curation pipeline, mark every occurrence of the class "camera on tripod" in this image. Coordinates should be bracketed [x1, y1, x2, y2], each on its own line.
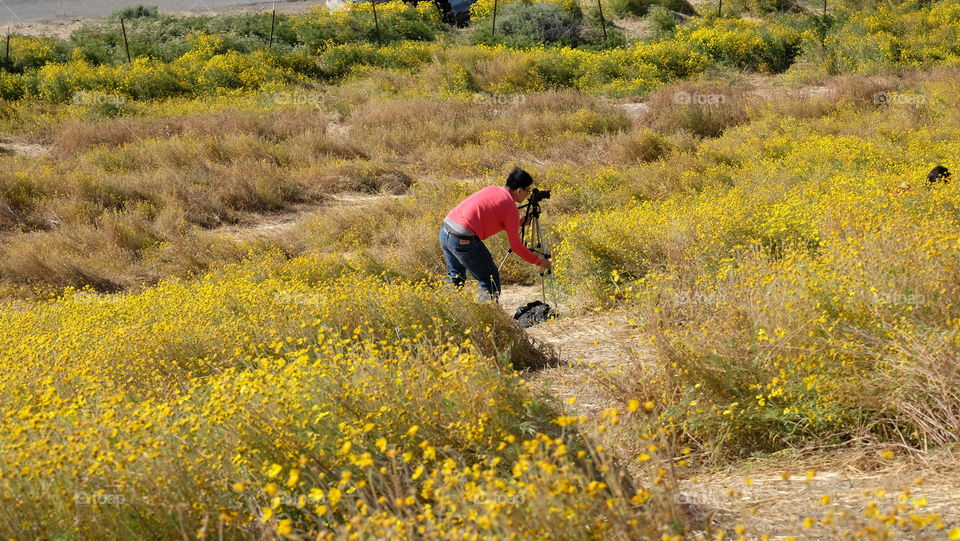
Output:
[504, 184, 556, 327]
[529, 188, 551, 205]
[513, 187, 551, 265]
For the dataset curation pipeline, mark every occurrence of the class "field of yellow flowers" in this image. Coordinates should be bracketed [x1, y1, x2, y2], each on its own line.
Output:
[2, 0, 960, 538]
[0, 256, 692, 539]
[555, 72, 960, 457]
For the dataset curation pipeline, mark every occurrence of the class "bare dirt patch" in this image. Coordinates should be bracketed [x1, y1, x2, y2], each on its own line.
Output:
[209, 193, 407, 242]
[678, 447, 960, 536]
[165, 1, 319, 18]
[0, 140, 50, 158]
[4, 1, 317, 39]
[613, 17, 654, 41]
[500, 285, 641, 417]
[4, 18, 88, 39]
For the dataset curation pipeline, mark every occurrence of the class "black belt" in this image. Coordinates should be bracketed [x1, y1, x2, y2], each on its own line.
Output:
[442, 221, 478, 240]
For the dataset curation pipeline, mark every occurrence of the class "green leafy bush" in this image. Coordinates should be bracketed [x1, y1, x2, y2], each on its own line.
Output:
[1, 36, 70, 73]
[109, 4, 159, 20]
[294, 3, 445, 51]
[648, 5, 678, 37]
[679, 17, 804, 73]
[473, 1, 585, 47]
[607, 0, 652, 17]
[70, 13, 299, 66]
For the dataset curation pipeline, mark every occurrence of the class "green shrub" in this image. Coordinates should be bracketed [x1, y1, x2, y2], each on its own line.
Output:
[725, 0, 804, 14]
[607, 0, 652, 17]
[109, 4, 159, 20]
[473, 1, 585, 47]
[680, 18, 804, 73]
[294, 4, 445, 51]
[3, 36, 70, 73]
[70, 13, 301, 66]
[0, 73, 27, 101]
[317, 43, 386, 80]
[581, 7, 629, 48]
[648, 5, 678, 37]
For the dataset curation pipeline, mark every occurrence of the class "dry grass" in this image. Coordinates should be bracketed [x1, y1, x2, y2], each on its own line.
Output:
[1, 88, 644, 294]
[0, 70, 953, 304]
[644, 82, 750, 138]
[863, 328, 960, 447]
[0, 104, 425, 292]
[50, 108, 342, 156]
[611, 127, 675, 163]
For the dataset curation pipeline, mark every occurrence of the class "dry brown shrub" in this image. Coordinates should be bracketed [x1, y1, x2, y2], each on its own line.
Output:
[644, 82, 750, 138]
[863, 328, 960, 447]
[290, 161, 414, 199]
[147, 232, 277, 280]
[828, 74, 900, 107]
[284, 130, 367, 164]
[612, 127, 674, 164]
[349, 97, 488, 152]
[472, 54, 536, 91]
[0, 229, 135, 291]
[513, 89, 598, 113]
[748, 88, 836, 120]
[51, 108, 339, 156]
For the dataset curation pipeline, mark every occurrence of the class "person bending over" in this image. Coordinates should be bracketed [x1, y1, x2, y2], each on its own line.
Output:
[439, 167, 552, 300]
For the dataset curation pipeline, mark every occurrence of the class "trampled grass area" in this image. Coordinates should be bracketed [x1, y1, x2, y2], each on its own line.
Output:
[2, 0, 960, 538]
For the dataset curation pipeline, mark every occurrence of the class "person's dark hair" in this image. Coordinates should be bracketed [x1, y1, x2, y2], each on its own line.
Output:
[506, 167, 533, 190]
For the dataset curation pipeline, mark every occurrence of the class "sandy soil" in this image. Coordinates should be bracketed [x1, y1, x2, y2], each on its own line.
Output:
[3, 1, 320, 39]
[0, 140, 50, 158]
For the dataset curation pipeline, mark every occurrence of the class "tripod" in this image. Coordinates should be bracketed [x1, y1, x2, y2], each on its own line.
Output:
[498, 197, 551, 303]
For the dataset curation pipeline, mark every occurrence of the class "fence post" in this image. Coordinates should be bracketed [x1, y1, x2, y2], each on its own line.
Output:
[371, 0, 382, 47]
[492, 0, 498, 36]
[597, 0, 608, 43]
[120, 18, 131, 63]
[269, 3, 277, 49]
[717, 0, 722, 17]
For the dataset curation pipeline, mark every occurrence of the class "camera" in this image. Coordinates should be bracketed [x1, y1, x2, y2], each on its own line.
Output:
[529, 188, 551, 204]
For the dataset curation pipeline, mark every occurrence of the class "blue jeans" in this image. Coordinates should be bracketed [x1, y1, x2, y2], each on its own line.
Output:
[439, 228, 501, 299]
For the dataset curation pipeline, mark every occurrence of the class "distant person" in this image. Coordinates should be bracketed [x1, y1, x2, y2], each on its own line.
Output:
[440, 167, 552, 300]
[928, 165, 951, 185]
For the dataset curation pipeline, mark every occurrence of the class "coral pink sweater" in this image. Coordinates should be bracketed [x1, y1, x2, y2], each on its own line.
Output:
[445, 186, 543, 265]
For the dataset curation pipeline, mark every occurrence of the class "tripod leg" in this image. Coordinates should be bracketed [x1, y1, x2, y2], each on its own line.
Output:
[534, 218, 547, 255]
[497, 250, 511, 273]
[533, 217, 546, 303]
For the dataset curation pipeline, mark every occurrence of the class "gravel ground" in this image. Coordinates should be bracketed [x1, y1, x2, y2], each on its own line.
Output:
[0, 0, 317, 25]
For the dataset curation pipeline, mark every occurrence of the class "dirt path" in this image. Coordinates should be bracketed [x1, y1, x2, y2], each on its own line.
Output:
[3, 1, 318, 38]
[499, 285, 640, 413]
[205, 193, 405, 241]
[678, 450, 960, 537]
[497, 284, 960, 538]
[0, 140, 50, 158]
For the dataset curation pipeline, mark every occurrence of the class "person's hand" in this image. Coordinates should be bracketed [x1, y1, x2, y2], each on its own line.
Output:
[539, 259, 553, 272]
